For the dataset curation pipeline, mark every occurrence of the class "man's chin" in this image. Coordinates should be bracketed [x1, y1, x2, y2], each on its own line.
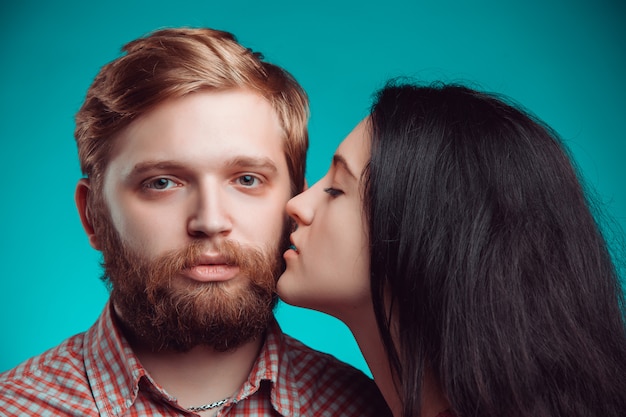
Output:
[113, 283, 275, 352]
[98, 229, 282, 352]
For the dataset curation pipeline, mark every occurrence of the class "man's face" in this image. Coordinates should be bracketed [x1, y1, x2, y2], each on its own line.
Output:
[83, 89, 292, 351]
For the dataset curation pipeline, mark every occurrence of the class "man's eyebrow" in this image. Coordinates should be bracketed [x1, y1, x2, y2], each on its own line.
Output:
[224, 156, 279, 173]
[126, 156, 278, 179]
[129, 160, 186, 176]
[332, 154, 357, 180]
[128, 157, 279, 177]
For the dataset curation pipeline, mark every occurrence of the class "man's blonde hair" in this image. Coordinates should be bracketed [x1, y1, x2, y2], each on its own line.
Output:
[75, 27, 308, 195]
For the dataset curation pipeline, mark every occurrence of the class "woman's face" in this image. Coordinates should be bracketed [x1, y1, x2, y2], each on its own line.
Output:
[277, 119, 371, 321]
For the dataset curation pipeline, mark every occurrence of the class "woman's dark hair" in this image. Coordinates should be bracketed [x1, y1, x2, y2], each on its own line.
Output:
[364, 82, 626, 417]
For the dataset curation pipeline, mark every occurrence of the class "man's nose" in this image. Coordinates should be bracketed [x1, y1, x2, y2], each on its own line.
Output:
[187, 183, 233, 238]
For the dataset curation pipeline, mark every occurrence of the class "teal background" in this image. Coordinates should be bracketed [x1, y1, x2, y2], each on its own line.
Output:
[1, 0, 624, 374]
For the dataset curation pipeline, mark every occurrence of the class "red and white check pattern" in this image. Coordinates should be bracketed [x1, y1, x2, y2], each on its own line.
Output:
[0, 301, 390, 416]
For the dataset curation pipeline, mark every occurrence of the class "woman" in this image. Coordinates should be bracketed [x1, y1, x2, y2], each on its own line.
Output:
[278, 82, 626, 417]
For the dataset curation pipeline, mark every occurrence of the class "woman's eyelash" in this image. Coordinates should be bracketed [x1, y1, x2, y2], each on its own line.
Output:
[324, 187, 343, 197]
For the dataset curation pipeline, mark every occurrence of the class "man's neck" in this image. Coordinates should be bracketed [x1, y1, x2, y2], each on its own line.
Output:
[133, 338, 263, 409]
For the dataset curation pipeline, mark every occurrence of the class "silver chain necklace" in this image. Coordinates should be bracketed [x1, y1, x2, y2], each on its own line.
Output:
[186, 397, 229, 412]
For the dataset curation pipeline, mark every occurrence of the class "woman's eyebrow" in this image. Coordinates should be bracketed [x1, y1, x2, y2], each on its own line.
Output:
[332, 154, 357, 180]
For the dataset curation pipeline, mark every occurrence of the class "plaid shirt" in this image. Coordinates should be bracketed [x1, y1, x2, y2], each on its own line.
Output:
[0, 302, 390, 416]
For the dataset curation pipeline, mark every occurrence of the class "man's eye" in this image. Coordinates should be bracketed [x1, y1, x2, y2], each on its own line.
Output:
[144, 178, 176, 190]
[237, 175, 259, 187]
[324, 187, 343, 197]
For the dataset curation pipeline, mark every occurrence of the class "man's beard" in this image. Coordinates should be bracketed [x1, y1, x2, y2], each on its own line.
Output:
[91, 200, 288, 352]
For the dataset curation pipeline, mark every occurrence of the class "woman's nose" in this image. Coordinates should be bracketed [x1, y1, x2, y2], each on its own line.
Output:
[285, 182, 319, 226]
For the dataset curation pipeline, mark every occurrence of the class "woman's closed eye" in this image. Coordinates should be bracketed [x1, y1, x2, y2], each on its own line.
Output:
[324, 187, 344, 197]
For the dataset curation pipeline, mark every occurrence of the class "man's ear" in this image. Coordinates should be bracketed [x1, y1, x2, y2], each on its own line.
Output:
[75, 178, 101, 250]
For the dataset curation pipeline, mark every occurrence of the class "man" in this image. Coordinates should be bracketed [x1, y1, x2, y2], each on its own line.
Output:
[0, 28, 389, 416]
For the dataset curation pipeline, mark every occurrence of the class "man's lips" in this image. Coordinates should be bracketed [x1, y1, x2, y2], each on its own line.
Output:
[184, 264, 240, 282]
[182, 255, 239, 282]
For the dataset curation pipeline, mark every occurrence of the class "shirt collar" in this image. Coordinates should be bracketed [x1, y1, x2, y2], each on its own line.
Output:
[83, 301, 158, 415]
[83, 301, 301, 416]
[237, 319, 301, 416]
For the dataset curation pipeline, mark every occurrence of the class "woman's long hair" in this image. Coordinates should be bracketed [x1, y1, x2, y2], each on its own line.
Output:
[364, 82, 626, 417]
